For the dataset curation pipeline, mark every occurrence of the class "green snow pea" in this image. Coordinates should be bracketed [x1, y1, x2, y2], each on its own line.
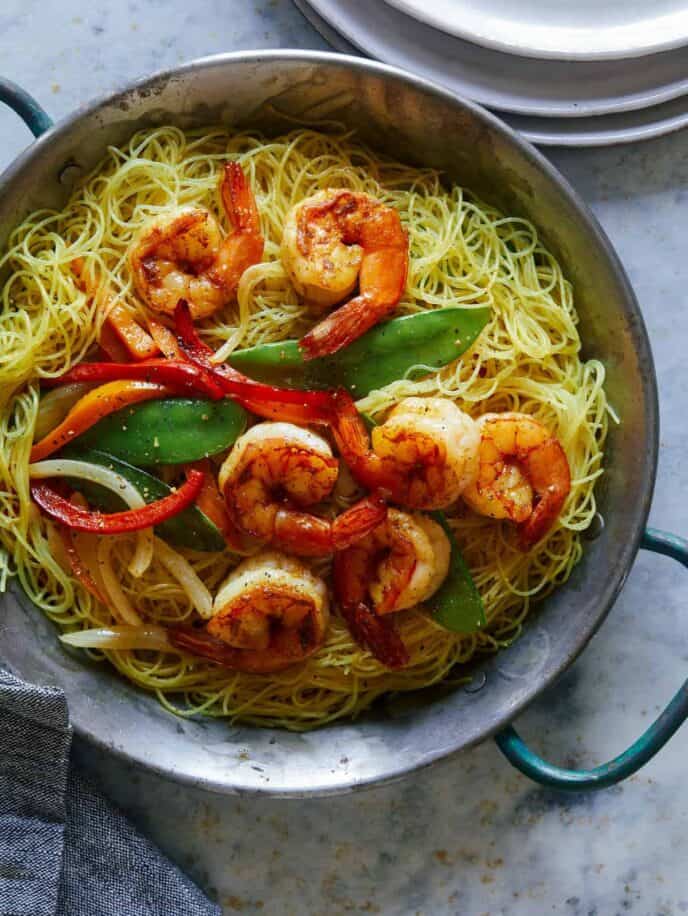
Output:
[228, 306, 490, 397]
[76, 398, 247, 466]
[426, 512, 486, 634]
[60, 447, 226, 552]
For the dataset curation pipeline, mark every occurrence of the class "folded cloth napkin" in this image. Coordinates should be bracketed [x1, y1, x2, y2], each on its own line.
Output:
[0, 669, 221, 916]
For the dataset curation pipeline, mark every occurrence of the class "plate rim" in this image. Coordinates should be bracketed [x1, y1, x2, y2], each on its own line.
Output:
[295, 0, 688, 147]
[385, 0, 688, 61]
[304, 0, 688, 118]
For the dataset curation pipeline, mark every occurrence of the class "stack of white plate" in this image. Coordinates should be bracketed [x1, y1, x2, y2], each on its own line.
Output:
[294, 0, 688, 145]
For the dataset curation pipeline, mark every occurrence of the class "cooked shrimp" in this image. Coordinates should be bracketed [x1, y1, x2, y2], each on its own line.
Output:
[336, 508, 451, 615]
[129, 162, 263, 320]
[333, 509, 451, 668]
[281, 189, 408, 359]
[331, 394, 480, 511]
[169, 551, 329, 673]
[462, 412, 571, 548]
[218, 421, 387, 556]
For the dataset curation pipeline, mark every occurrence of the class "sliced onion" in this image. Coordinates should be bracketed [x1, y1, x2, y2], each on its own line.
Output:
[71, 529, 109, 597]
[153, 536, 213, 619]
[34, 383, 92, 440]
[29, 458, 153, 577]
[96, 537, 143, 626]
[60, 625, 171, 652]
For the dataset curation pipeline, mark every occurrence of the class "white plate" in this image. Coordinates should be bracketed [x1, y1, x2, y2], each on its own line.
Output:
[385, 0, 688, 61]
[507, 94, 688, 146]
[294, 0, 688, 146]
[299, 0, 688, 118]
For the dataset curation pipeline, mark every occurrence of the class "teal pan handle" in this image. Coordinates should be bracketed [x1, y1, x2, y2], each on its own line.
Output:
[0, 78, 53, 137]
[495, 527, 688, 790]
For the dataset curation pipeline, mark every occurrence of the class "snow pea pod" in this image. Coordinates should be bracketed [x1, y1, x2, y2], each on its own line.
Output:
[228, 306, 490, 397]
[427, 511, 486, 633]
[76, 398, 247, 466]
[61, 447, 226, 552]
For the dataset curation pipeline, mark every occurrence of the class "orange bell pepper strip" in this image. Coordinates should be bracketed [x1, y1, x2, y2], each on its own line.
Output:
[106, 303, 160, 360]
[71, 258, 159, 361]
[30, 380, 174, 462]
[147, 318, 183, 360]
[31, 469, 205, 534]
[97, 321, 130, 362]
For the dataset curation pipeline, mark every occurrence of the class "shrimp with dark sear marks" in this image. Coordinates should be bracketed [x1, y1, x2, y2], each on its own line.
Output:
[218, 421, 387, 557]
[331, 394, 480, 511]
[169, 551, 329, 673]
[334, 508, 451, 668]
[129, 162, 263, 320]
[281, 189, 408, 360]
[462, 412, 571, 548]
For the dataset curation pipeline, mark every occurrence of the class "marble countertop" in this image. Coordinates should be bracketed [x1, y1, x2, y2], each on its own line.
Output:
[2, 1, 688, 913]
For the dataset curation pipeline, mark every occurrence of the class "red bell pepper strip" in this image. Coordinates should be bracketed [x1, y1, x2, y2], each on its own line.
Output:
[43, 359, 224, 400]
[31, 468, 205, 534]
[30, 380, 175, 463]
[173, 300, 336, 424]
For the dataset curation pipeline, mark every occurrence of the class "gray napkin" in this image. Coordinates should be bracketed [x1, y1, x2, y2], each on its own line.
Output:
[0, 669, 221, 916]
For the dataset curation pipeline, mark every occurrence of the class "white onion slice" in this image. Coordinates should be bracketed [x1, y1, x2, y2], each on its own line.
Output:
[96, 538, 143, 626]
[29, 458, 154, 577]
[60, 625, 171, 652]
[153, 536, 213, 619]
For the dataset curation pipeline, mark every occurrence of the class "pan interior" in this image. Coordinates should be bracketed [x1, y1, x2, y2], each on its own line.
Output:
[0, 53, 657, 795]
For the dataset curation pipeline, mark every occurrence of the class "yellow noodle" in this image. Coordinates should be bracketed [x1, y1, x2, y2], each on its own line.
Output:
[0, 126, 609, 729]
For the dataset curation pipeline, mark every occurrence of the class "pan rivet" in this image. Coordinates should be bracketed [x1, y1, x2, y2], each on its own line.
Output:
[464, 671, 486, 694]
[58, 163, 83, 185]
[583, 513, 605, 541]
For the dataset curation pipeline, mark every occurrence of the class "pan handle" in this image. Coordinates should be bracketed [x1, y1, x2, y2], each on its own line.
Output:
[0, 78, 53, 137]
[494, 527, 688, 790]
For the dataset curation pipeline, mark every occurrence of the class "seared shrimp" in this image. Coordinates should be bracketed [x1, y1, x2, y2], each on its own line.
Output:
[334, 509, 451, 668]
[129, 162, 263, 320]
[281, 190, 408, 360]
[462, 412, 571, 548]
[332, 395, 480, 511]
[218, 421, 386, 556]
[169, 551, 329, 673]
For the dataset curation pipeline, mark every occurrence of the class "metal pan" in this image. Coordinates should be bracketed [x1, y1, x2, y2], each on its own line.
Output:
[0, 52, 685, 796]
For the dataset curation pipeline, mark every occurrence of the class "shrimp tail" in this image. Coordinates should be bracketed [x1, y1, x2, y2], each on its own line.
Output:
[328, 390, 399, 496]
[331, 491, 388, 550]
[518, 484, 569, 549]
[300, 243, 408, 360]
[273, 510, 335, 557]
[518, 438, 571, 549]
[217, 163, 264, 294]
[168, 627, 245, 668]
[339, 602, 409, 669]
[271, 493, 387, 557]
[299, 294, 385, 360]
[221, 162, 261, 235]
